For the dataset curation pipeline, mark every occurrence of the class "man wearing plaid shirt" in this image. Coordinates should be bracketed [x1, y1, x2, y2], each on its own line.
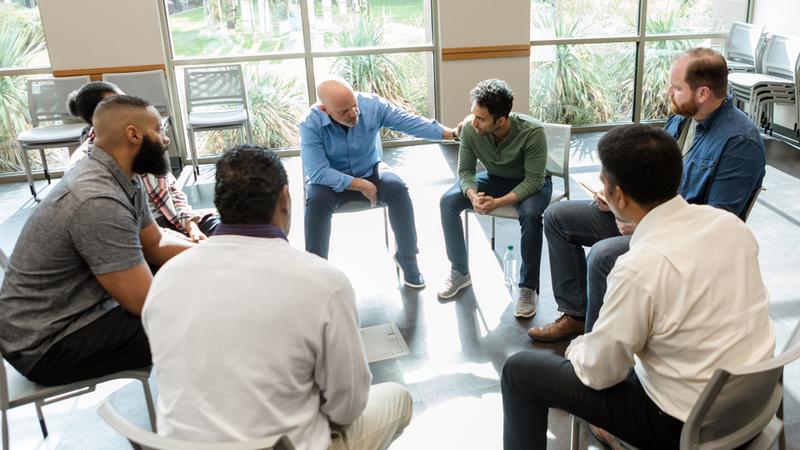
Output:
[142, 174, 220, 242]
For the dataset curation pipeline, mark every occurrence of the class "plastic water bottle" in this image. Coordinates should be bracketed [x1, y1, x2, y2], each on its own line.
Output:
[503, 244, 518, 288]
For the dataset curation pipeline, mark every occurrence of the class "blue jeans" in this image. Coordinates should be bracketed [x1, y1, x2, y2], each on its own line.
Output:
[304, 165, 418, 261]
[543, 200, 630, 329]
[439, 173, 552, 291]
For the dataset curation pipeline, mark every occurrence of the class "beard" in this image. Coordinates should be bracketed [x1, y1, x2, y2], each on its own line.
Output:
[132, 135, 169, 176]
[670, 97, 700, 117]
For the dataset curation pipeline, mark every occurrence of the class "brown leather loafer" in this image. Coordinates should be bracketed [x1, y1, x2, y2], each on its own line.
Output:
[528, 314, 585, 342]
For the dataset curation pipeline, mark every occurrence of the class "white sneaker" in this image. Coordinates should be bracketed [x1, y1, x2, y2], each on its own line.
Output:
[437, 270, 472, 299]
[514, 287, 538, 318]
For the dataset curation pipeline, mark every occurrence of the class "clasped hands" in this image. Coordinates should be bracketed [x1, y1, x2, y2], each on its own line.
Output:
[469, 191, 499, 215]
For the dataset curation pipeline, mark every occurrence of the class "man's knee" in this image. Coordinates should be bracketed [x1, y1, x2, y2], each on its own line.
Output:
[587, 237, 629, 276]
[305, 185, 337, 213]
[543, 200, 569, 235]
[440, 188, 467, 214]
[372, 382, 413, 430]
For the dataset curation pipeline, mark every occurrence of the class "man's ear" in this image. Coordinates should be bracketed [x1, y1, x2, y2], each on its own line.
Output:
[696, 86, 712, 104]
[319, 104, 329, 114]
[615, 185, 628, 211]
[126, 125, 142, 145]
[279, 185, 291, 211]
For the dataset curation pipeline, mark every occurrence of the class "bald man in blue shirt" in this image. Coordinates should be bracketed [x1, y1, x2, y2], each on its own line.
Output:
[300, 77, 457, 288]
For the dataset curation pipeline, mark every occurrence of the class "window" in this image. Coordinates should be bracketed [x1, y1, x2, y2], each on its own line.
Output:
[530, 0, 750, 127]
[161, 0, 436, 161]
[0, 0, 52, 175]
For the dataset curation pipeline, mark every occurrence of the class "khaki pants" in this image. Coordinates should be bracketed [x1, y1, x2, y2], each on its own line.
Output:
[330, 382, 413, 450]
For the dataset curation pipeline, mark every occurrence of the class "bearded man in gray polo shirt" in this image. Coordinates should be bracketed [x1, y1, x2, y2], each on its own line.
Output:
[0, 95, 193, 385]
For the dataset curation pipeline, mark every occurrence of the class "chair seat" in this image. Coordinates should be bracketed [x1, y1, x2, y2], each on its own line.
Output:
[727, 61, 756, 72]
[17, 123, 86, 146]
[336, 199, 388, 214]
[728, 73, 794, 89]
[489, 204, 519, 220]
[5, 360, 150, 408]
[188, 109, 248, 128]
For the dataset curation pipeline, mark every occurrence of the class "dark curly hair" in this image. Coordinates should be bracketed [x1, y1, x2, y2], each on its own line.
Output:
[67, 81, 122, 125]
[598, 124, 682, 209]
[469, 79, 514, 120]
[215, 145, 288, 225]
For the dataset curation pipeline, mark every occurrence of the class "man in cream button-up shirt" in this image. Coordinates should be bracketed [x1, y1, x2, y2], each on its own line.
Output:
[501, 124, 774, 450]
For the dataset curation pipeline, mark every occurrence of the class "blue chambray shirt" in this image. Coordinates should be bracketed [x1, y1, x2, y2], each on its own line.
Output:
[300, 93, 444, 191]
[664, 95, 766, 217]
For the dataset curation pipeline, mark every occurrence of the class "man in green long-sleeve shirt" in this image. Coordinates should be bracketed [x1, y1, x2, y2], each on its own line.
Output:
[438, 79, 552, 319]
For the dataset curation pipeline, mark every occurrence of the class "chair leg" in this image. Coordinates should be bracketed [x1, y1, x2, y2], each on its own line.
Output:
[570, 415, 580, 450]
[383, 207, 390, 251]
[491, 216, 496, 251]
[139, 377, 158, 433]
[39, 149, 51, 185]
[188, 130, 199, 180]
[463, 211, 469, 259]
[778, 397, 786, 450]
[3, 410, 9, 450]
[34, 400, 48, 438]
[245, 121, 254, 145]
[18, 144, 38, 201]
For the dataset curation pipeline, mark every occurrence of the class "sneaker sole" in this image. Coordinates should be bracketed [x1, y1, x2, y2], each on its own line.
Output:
[514, 308, 536, 319]
[437, 279, 472, 299]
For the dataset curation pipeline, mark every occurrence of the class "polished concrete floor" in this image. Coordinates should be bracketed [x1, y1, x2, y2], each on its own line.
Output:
[1, 133, 799, 449]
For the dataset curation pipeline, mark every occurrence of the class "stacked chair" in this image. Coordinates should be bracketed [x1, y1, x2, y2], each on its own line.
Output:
[724, 22, 766, 73]
[728, 34, 800, 135]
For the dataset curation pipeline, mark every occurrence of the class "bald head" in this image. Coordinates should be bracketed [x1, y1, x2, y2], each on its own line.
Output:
[93, 95, 160, 147]
[316, 76, 359, 127]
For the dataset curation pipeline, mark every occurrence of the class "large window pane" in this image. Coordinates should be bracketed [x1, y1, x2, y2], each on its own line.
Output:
[309, 0, 431, 50]
[0, 2, 49, 69]
[530, 43, 635, 126]
[165, 0, 304, 58]
[175, 59, 309, 158]
[641, 38, 725, 121]
[314, 51, 435, 139]
[646, 0, 748, 35]
[531, 0, 638, 40]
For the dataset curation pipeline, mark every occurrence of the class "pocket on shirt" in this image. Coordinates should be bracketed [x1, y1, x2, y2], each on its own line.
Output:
[689, 157, 715, 171]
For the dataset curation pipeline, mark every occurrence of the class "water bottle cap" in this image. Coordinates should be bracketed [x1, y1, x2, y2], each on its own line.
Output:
[507, 244, 513, 250]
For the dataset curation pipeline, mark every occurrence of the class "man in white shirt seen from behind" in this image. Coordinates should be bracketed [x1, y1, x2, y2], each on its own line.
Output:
[501, 124, 774, 450]
[143, 145, 412, 450]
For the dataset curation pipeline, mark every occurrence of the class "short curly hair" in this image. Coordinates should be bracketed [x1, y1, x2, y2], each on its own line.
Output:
[469, 79, 514, 120]
[598, 124, 682, 209]
[214, 145, 288, 225]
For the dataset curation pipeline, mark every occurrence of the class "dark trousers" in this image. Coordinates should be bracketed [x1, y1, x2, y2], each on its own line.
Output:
[439, 173, 552, 291]
[26, 306, 151, 386]
[501, 349, 683, 450]
[304, 165, 418, 260]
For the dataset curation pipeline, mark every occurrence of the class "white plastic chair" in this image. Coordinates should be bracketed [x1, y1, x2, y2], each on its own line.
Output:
[724, 22, 766, 73]
[464, 123, 572, 250]
[98, 401, 294, 450]
[183, 64, 253, 176]
[16, 76, 91, 201]
[570, 321, 800, 450]
[103, 70, 172, 127]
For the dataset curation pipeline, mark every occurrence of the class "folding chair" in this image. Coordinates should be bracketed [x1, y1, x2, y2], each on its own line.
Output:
[16, 76, 91, 201]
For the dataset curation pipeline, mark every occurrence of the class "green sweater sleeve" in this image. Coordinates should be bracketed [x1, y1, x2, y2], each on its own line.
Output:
[511, 126, 548, 200]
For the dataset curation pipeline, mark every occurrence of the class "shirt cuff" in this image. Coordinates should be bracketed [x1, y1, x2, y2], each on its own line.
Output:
[335, 174, 354, 193]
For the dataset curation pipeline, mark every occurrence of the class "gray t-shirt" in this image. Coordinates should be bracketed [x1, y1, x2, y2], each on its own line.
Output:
[0, 145, 154, 374]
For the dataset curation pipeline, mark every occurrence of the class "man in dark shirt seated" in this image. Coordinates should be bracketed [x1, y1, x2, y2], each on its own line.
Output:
[0, 95, 193, 385]
[530, 47, 767, 342]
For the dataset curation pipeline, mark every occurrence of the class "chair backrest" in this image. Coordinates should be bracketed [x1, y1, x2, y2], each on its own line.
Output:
[680, 321, 800, 449]
[98, 402, 295, 450]
[104, 70, 171, 117]
[27, 76, 92, 127]
[740, 186, 764, 222]
[184, 65, 249, 113]
[760, 34, 800, 81]
[543, 123, 572, 200]
[725, 22, 765, 66]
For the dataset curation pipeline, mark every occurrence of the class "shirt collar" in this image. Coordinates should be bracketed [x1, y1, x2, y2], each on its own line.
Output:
[214, 223, 288, 240]
[630, 195, 687, 247]
[87, 144, 140, 199]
